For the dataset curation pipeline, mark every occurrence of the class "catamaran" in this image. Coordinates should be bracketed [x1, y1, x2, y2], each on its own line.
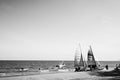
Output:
[74, 45, 103, 72]
[74, 44, 87, 72]
[87, 46, 103, 70]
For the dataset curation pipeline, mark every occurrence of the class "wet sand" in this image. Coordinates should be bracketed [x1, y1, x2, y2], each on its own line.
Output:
[0, 70, 118, 80]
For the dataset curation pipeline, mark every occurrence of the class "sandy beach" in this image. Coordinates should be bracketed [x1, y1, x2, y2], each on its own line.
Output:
[0, 72, 101, 80]
[0, 69, 119, 80]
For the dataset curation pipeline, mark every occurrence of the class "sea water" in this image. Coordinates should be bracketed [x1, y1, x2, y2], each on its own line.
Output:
[0, 60, 119, 73]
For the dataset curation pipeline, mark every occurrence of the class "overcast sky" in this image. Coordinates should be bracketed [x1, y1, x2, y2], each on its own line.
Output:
[0, 0, 120, 61]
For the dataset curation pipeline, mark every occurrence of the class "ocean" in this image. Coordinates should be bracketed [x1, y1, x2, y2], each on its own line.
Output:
[0, 60, 120, 73]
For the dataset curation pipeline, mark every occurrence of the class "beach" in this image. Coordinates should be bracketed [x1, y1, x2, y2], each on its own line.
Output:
[0, 69, 119, 80]
[0, 72, 105, 80]
[0, 61, 119, 80]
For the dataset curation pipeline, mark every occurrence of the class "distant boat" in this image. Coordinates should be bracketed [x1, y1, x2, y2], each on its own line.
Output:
[49, 61, 66, 72]
[58, 61, 66, 69]
[19, 68, 29, 72]
[87, 46, 103, 70]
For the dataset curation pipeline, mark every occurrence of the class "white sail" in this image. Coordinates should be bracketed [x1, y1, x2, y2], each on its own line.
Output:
[74, 49, 80, 67]
[87, 46, 96, 66]
[74, 44, 87, 71]
[79, 53, 84, 67]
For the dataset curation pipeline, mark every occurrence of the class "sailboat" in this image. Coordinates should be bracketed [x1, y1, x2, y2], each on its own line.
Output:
[87, 46, 103, 70]
[79, 53, 87, 71]
[74, 44, 87, 72]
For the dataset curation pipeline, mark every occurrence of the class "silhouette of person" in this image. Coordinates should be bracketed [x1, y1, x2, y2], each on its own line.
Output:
[105, 65, 108, 70]
[75, 67, 78, 72]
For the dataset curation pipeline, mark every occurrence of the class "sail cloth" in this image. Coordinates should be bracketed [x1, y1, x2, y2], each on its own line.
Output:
[87, 46, 96, 67]
[78, 44, 86, 67]
[74, 50, 80, 67]
[79, 54, 84, 67]
[79, 53, 87, 71]
[74, 44, 84, 68]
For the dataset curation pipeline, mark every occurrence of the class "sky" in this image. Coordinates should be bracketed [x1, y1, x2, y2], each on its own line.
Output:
[0, 0, 120, 61]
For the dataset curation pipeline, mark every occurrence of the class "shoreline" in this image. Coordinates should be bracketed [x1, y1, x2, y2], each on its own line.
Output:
[0, 68, 118, 80]
[0, 69, 74, 78]
[0, 68, 113, 77]
[0, 68, 120, 80]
